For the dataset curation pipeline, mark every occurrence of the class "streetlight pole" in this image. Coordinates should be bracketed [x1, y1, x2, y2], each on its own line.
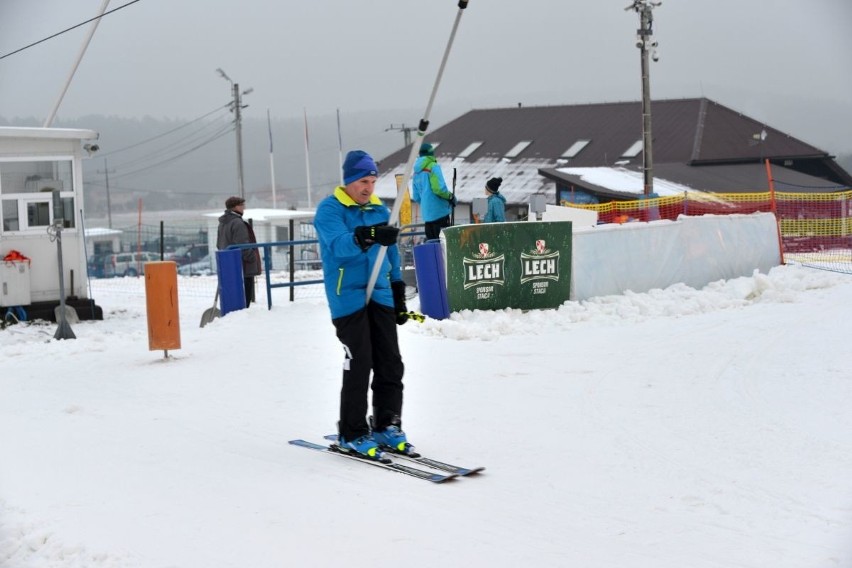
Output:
[217, 68, 252, 200]
[97, 158, 115, 228]
[626, 0, 661, 197]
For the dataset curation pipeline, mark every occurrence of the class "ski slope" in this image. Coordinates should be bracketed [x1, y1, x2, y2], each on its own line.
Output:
[1, 264, 850, 567]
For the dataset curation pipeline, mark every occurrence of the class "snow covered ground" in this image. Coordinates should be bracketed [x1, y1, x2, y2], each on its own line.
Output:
[1, 264, 851, 567]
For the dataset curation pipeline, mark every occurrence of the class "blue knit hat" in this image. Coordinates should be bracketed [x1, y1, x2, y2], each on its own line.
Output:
[342, 150, 378, 185]
[419, 143, 434, 157]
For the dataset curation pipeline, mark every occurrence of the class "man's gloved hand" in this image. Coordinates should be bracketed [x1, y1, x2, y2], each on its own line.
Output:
[391, 281, 408, 325]
[448, 195, 458, 207]
[354, 223, 400, 250]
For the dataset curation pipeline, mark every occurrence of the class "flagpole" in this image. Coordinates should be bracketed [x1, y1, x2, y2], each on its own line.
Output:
[337, 108, 344, 185]
[303, 108, 312, 209]
[44, 0, 111, 127]
[267, 108, 277, 209]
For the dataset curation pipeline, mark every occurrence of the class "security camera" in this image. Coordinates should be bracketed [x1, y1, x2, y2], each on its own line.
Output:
[652, 50, 660, 62]
[84, 143, 100, 155]
[636, 39, 644, 48]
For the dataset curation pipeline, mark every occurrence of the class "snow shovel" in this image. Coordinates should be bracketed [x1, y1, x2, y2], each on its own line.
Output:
[199, 285, 221, 328]
[54, 304, 80, 324]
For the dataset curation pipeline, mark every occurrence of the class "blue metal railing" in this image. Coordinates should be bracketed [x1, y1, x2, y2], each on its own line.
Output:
[226, 239, 322, 310]
[227, 225, 426, 310]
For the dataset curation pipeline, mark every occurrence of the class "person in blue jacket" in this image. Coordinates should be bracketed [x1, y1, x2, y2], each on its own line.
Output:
[411, 143, 456, 240]
[483, 177, 507, 223]
[314, 150, 414, 460]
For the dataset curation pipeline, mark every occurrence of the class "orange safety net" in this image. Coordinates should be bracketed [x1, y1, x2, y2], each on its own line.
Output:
[568, 190, 852, 274]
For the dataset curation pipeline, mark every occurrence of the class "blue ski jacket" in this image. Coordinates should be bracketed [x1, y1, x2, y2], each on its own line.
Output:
[314, 187, 402, 319]
[484, 192, 507, 223]
[411, 156, 454, 223]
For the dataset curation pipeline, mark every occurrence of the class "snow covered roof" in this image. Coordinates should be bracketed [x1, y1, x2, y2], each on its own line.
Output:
[372, 97, 852, 205]
[202, 208, 315, 222]
[554, 166, 695, 197]
[84, 227, 123, 237]
[0, 126, 99, 141]
[375, 157, 554, 205]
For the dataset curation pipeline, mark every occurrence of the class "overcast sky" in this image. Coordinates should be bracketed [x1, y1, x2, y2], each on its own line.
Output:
[1, 0, 851, 154]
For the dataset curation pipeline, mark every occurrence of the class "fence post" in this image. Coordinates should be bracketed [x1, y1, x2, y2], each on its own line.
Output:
[765, 159, 786, 265]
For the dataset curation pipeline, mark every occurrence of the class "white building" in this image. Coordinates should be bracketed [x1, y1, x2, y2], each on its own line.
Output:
[203, 208, 317, 270]
[0, 127, 103, 320]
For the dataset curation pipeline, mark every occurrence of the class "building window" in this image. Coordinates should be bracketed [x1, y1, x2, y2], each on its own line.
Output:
[457, 142, 483, 159]
[621, 140, 643, 158]
[504, 141, 532, 159]
[561, 139, 591, 159]
[0, 159, 75, 233]
[2, 199, 19, 231]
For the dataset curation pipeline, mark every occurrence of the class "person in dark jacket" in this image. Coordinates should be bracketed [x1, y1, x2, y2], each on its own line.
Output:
[483, 177, 507, 223]
[217, 196, 261, 306]
[411, 143, 456, 240]
[314, 150, 413, 460]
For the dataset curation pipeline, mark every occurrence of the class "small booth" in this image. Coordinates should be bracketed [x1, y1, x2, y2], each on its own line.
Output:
[0, 127, 104, 321]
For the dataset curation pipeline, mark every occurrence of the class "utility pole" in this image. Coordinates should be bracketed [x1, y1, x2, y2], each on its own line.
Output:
[386, 124, 417, 147]
[97, 158, 116, 228]
[626, 0, 661, 196]
[217, 68, 253, 200]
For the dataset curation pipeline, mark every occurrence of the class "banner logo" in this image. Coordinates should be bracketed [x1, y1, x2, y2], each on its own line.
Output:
[463, 241, 505, 290]
[520, 240, 560, 285]
[476, 242, 493, 259]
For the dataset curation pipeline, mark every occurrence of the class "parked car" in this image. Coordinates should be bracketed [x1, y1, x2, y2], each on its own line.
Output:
[103, 252, 161, 277]
[177, 254, 214, 276]
[87, 254, 108, 278]
[166, 244, 209, 266]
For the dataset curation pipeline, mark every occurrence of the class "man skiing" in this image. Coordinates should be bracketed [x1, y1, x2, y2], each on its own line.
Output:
[313, 150, 413, 460]
[411, 143, 456, 240]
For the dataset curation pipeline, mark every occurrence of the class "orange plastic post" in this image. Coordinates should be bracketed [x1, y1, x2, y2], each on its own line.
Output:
[764, 159, 786, 265]
[145, 261, 181, 352]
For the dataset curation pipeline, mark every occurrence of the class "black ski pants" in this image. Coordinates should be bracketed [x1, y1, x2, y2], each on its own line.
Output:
[424, 215, 451, 241]
[244, 276, 255, 306]
[333, 301, 405, 441]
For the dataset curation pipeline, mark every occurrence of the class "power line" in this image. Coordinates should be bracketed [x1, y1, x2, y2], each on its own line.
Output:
[101, 115, 233, 172]
[0, 0, 143, 61]
[97, 103, 230, 158]
[108, 124, 234, 180]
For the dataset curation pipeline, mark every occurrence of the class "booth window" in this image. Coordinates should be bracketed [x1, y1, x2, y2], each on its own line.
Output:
[0, 159, 75, 232]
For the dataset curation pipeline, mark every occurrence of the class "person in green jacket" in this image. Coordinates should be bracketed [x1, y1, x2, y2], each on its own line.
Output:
[411, 143, 456, 240]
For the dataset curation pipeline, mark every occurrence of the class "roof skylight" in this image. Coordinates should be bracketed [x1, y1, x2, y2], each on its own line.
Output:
[561, 139, 591, 159]
[504, 141, 532, 159]
[621, 140, 643, 158]
[457, 142, 483, 159]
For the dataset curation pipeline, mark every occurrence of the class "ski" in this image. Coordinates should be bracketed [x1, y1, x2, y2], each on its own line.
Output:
[323, 434, 485, 477]
[288, 439, 459, 484]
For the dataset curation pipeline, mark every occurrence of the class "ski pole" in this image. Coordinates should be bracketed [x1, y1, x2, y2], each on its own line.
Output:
[451, 167, 457, 226]
[366, 0, 470, 303]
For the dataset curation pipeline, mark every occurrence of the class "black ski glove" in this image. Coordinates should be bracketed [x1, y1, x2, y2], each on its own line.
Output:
[354, 223, 400, 250]
[448, 195, 458, 207]
[391, 280, 408, 325]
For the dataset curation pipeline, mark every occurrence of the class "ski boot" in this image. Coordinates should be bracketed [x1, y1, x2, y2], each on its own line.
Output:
[336, 433, 388, 462]
[371, 416, 418, 457]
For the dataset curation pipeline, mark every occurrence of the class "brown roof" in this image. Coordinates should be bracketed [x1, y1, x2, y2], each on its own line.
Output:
[373, 97, 851, 204]
[379, 98, 829, 168]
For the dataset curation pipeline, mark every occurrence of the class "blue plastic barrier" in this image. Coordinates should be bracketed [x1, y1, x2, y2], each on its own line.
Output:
[217, 249, 246, 315]
[413, 241, 449, 320]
